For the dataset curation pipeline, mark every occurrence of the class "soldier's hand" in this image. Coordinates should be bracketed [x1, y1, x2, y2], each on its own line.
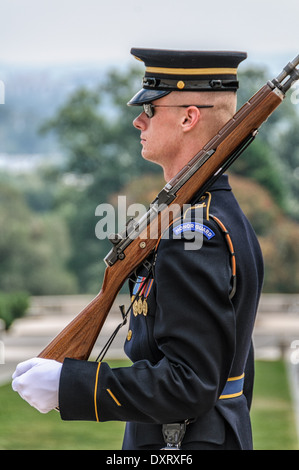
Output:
[12, 357, 62, 413]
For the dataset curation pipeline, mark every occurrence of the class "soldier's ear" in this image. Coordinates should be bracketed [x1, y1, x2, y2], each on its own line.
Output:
[181, 106, 201, 132]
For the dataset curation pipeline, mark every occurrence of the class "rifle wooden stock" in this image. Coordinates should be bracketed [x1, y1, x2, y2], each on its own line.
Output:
[38, 64, 296, 363]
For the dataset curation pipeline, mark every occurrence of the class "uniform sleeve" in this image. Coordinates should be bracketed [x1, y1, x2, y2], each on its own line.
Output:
[59, 218, 236, 423]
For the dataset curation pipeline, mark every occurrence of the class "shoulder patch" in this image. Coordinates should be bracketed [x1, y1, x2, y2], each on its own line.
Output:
[173, 222, 215, 240]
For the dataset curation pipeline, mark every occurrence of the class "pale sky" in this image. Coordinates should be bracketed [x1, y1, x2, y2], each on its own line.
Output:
[1, 0, 298, 71]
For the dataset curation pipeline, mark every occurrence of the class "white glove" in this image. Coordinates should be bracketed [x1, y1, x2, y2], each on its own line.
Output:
[12, 357, 62, 413]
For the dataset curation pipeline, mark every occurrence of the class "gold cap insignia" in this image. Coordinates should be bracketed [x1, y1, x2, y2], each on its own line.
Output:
[177, 80, 185, 89]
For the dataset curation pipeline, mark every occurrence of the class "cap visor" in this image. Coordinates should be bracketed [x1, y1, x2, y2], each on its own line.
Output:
[127, 88, 170, 106]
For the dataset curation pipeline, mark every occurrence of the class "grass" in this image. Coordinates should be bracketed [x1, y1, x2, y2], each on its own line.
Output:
[0, 359, 298, 450]
[0, 359, 128, 450]
[251, 360, 298, 450]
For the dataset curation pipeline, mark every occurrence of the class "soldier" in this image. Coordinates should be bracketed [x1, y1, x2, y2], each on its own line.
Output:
[12, 48, 264, 450]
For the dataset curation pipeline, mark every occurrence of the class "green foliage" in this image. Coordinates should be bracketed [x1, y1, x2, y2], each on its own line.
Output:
[232, 139, 287, 208]
[0, 181, 77, 295]
[40, 66, 159, 292]
[276, 121, 299, 219]
[228, 174, 299, 293]
[0, 291, 29, 330]
[232, 67, 299, 218]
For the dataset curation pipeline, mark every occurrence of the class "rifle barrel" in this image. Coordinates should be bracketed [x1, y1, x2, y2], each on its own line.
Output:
[272, 54, 299, 92]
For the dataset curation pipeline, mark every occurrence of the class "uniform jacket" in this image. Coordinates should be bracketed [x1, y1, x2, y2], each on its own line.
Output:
[59, 174, 264, 450]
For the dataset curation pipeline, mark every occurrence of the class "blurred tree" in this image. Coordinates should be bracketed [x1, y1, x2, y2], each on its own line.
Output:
[228, 174, 299, 292]
[0, 292, 29, 330]
[0, 183, 77, 295]
[275, 120, 299, 219]
[232, 67, 299, 218]
[40, 66, 160, 292]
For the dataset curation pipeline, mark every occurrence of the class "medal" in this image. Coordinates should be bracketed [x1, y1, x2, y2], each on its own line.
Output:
[142, 299, 148, 316]
[133, 300, 139, 316]
[131, 277, 154, 318]
[137, 298, 143, 315]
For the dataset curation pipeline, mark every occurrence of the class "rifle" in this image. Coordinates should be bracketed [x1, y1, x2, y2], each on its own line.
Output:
[38, 55, 299, 363]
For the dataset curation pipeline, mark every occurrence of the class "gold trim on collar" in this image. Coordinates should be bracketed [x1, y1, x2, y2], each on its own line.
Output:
[145, 66, 237, 76]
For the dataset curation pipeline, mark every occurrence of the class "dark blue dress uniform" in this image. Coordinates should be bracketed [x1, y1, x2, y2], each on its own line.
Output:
[59, 175, 264, 450]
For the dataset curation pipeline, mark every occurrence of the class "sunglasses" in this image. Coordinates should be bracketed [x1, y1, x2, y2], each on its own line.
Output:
[142, 103, 214, 119]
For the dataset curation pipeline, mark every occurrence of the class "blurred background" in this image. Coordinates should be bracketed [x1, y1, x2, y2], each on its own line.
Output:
[0, 0, 299, 450]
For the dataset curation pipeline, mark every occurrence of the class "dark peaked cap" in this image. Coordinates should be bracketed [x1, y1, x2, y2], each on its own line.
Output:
[128, 48, 247, 106]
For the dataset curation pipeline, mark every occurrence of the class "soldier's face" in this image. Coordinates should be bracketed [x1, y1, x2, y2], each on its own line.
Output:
[133, 97, 184, 169]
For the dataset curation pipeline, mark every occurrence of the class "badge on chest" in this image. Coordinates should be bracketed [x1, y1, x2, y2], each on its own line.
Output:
[131, 276, 154, 317]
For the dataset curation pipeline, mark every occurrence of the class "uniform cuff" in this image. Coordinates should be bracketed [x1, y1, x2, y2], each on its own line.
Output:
[59, 358, 100, 421]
